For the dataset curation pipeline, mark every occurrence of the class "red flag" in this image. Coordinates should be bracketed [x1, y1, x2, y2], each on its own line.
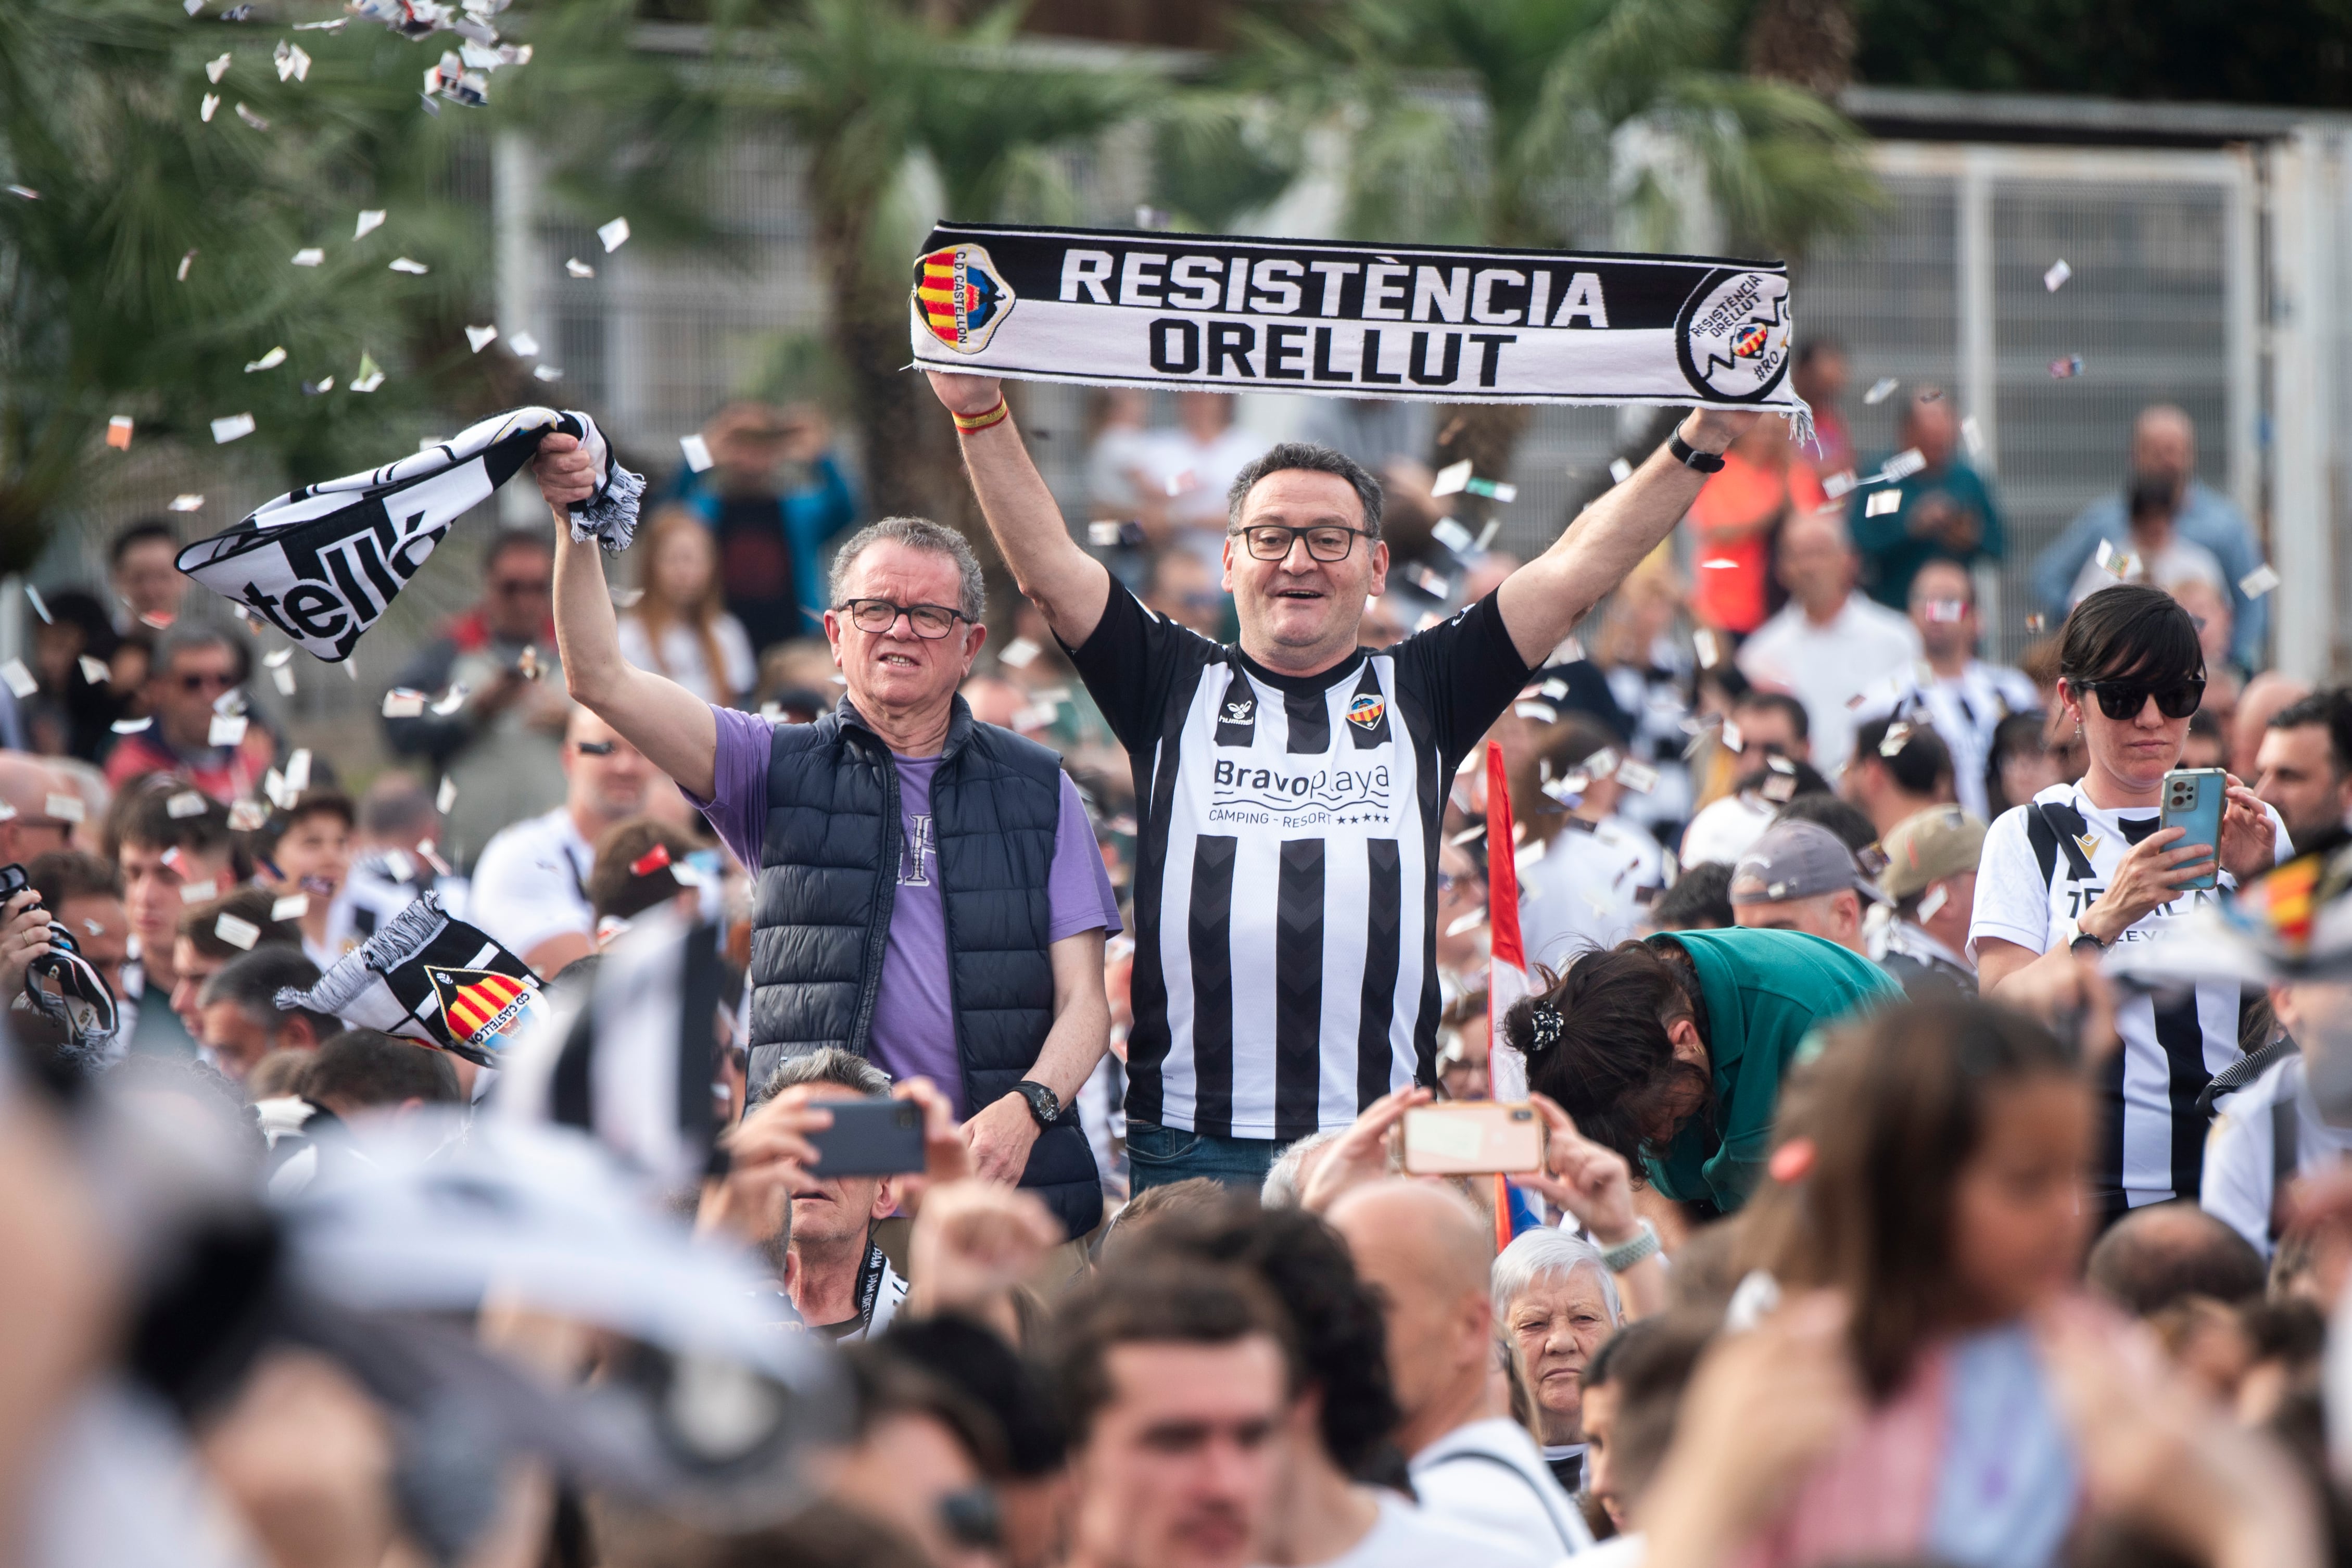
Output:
[1485, 738, 1533, 1103]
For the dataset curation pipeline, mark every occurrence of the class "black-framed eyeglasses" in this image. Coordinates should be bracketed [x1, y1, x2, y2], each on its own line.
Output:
[575, 739, 616, 756]
[2072, 676, 2205, 722]
[836, 598, 968, 639]
[1231, 524, 1373, 563]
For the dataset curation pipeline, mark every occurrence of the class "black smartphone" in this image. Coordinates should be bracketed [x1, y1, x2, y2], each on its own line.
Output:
[803, 1097, 927, 1178]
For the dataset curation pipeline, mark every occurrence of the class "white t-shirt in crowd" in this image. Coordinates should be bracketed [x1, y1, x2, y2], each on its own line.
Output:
[1576, 1533, 1646, 1568]
[1519, 816, 1665, 970]
[1969, 780, 2291, 1208]
[1409, 1417, 1596, 1560]
[1678, 789, 1776, 870]
[1736, 594, 1924, 776]
[2203, 1054, 2352, 1259]
[467, 806, 596, 962]
[617, 612, 758, 707]
[1280, 1490, 1552, 1568]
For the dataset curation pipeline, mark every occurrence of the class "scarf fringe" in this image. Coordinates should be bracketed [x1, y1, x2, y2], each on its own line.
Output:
[572, 460, 646, 553]
[277, 891, 450, 1017]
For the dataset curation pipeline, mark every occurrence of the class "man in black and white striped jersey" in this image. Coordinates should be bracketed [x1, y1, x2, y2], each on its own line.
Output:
[929, 369, 1754, 1190]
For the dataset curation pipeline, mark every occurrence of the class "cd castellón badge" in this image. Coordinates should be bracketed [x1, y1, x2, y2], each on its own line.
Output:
[912, 243, 1016, 354]
[1674, 268, 1793, 403]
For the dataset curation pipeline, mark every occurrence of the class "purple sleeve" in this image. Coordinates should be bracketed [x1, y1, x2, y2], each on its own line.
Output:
[686, 705, 776, 870]
[1048, 773, 1122, 942]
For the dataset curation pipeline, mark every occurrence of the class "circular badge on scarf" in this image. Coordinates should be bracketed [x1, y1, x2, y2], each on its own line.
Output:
[1674, 268, 1793, 403]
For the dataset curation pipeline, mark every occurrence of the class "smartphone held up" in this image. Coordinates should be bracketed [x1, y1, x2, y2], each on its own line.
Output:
[1401, 1102, 1547, 1177]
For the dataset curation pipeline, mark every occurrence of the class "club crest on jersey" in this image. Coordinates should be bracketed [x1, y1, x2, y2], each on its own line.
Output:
[1347, 693, 1385, 730]
[426, 965, 540, 1054]
[912, 244, 1014, 353]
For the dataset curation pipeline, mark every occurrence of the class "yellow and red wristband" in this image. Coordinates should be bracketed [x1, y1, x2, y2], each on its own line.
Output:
[951, 397, 1011, 435]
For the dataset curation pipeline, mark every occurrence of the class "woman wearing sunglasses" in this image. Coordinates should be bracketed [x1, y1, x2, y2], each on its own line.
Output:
[1971, 584, 2286, 1226]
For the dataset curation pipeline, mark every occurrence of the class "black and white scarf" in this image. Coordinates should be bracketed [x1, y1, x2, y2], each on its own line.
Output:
[909, 222, 1807, 429]
[275, 891, 545, 1067]
[176, 407, 643, 662]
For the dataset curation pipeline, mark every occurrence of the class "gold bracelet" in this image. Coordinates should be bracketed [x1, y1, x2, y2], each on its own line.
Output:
[952, 398, 1011, 434]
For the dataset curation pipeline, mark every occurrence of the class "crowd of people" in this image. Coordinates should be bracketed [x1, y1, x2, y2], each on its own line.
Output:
[1, 343, 2348, 1568]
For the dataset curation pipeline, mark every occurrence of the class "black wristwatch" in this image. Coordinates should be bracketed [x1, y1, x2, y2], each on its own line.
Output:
[1667, 428, 1727, 473]
[1011, 1080, 1061, 1128]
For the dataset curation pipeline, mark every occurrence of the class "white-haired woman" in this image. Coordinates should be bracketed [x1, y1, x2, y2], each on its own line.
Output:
[1495, 1228, 1624, 1494]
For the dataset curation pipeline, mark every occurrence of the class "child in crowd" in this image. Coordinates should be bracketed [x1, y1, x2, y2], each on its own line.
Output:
[250, 790, 356, 969]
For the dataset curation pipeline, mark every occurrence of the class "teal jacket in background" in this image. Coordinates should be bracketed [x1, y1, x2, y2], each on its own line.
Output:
[1848, 456, 2005, 610]
[1642, 928, 1902, 1213]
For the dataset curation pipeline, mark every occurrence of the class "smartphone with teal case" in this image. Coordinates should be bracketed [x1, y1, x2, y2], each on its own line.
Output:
[2159, 767, 2228, 891]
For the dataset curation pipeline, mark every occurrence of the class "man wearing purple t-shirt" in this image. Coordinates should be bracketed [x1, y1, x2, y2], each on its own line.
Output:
[529, 437, 1117, 1237]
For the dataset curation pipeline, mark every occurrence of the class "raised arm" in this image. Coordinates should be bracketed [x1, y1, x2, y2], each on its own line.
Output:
[529, 435, 720, 798]
[926, 371, 1113, 648]
[1493, 409, 1756, 668]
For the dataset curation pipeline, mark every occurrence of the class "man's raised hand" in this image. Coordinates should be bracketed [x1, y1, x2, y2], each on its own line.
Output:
[529, 433, 597, 508]
[925, 370, 1004, 420]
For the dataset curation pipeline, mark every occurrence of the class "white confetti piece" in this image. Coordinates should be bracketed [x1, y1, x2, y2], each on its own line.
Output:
[679, 433, 714, 472]
[2239, 563, 2282, 599]
[206, 52, 233, 83]
[270, 894, 309, 922]
[1917, 883, 1949, 921]
[227, 799, 269, 831]
[507, 330, 539, 357]
[105, 416, 133, 450]
[1961, 415, 1984, 458]
[262, 648, 293, 668]
[1088, 521, 1124, 546]
[1466, 477, 1517, 502]
[351, 351, 385, 393]
[0, 660, 34, 699]
[1699, 557, 1738, 570]
[429, 684, 467, 715]
[597, 216, 630, 252]
[207, 714, 248, 747]
[177, 250, 196, 282]
[274, 40, 311, 82]
[999, 637, 1041, 669]
[1864, 376, 1899, 405]
[3, 185, 36, 200]
[1514, 700, 1558, 724]
[464, 323, 498, 352]
[382, 689, 426, 718]
[301, 376, 335, 396]
[200, 93, 220, 121]
[2043, 258, 2071, 292]
[1822, 469, 1857, 500]
[1445, 908, 1488, 937]
[110, 717, 151, 735]
[211, 412, 255, 444]
[213, 913, 261, 950]
[1880, 447, 1927, 482]
[1608, 457, 1633, 486]
[77, 655, 109, 686]
[272, 663, 296, 696]
[355, 208, 386, 239]
[1431, 459, 1472, 497]
[531, 364, 563, 382]
[389, 257, 429, 274]
[1515, 838, 1547, 869]
[1431, 517, 1476, 554]
[244, 346, 286, 372]
[179, 878, 220, 905]
[166, 790, 208, 819]
[169, 493, 204, 511]
[294, 16, 348, 27]
[1615, 759, 1659, 794]
[1865, 490, 1901, 517]
[565, 257, 595, 279]
[44, 793, 84, 824]
[283, 748, 310, 792]
[234, 102, 268, 130]
[1693, 627, 1721, 669]
[436, 775, 457, 814]
[290, 247, 324, 267]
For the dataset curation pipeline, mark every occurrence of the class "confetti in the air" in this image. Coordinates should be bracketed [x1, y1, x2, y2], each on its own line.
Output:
[169, 494, 204, 511]
[1864, 377, 1900, 406]
[1865, 490, 1902, 517]
[290, 248, 324, 267]
[234, 103, 269, 131]
[566, 257, 595, 279]
[301, 377, 335, 396]
[1700, 557, 1738, 570]
[206, 53, 233, 83]
[351, 352, 385, 393]
[532, 364, 563, 382]
[200, 94, 220, 122]
[507, 331, 539, 358]
[464, 324, 499, 353]
[382, 689, 426, 719]
[389, 257, 429, 274]
[1608, 457, 1634, 486]
[2050, 355, 2084, 380]
[1465, 477, 1516, 502]
[244, 347, 286, 372]
[106, 416, 132, 451]
[1088, 521, 1124, 547]
[208, 715, 248, 747]
[1432, 459, 1472, 497]
[1961, 416, 1984, 459]
[177, 250, 197, 282]
[274, 41, 311, 82]
[0, 661, 33, 700]
[355, 209, 386, 240]
[436, 776, 458, 814]
[211, 413, 255, 444]
[272, 664, 296, 696]
[110, 716, 149, 735]
[166, 790, 208, 819]
[271, 894, 309, 922]
[2240, 563, 2282, 600]
[1881, 448, 1928, 482]
[679, 434, 714, 472]
[1000, 637, 1041, 669]
[2044, 259, 2072, 293]
[213, 914, 261, 951]
[598, 217, 631, 252]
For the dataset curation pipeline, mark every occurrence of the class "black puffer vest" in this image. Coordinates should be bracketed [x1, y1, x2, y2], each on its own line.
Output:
[747, 696, 1102, 1239]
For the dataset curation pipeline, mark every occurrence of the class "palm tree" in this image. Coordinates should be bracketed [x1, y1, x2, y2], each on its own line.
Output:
[1239, 0, 1877, 508]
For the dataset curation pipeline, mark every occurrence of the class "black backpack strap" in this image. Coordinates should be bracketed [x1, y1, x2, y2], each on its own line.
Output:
[2196, 1035, 2299, 1117]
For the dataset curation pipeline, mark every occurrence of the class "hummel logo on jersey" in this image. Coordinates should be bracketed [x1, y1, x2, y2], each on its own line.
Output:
[1224, 699, 1255, 724]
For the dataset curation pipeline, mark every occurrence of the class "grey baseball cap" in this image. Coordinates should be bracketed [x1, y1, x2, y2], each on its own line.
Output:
[1728, 819, 1890, 907]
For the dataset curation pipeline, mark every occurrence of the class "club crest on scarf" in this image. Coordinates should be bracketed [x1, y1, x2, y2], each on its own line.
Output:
[1675, 268, 1793, 404]
[427, 965, 541, 1055]
[912, 243, 1015, 354]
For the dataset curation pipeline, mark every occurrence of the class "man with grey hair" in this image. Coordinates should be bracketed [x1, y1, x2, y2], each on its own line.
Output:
[1492, 1228, 1623, 1493]
[926, 366, 1755, 1193]
[530, 438, 1121, 1242]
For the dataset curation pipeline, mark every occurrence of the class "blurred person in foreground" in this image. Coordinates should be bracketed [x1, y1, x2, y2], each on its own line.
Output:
[1727, 818, 1885, 957]
[1503, 924, 1898, 1216]
[662, 399, 859, 653]
[534, 428, 1120, 1234]
[1870, 804, 1984, 996]
[2255, 688, 2352, 849]
[467, 707, 656, 977]
[1849, 387, 2004, 610]
[384, 527, 571, 868]
[2034, 403, 2269, 672]
[102, 624, 273, 801]
[619, 504, 759, 707]
[1575, 1312, 1714, 1551]
[1737, 511, 1923, 780]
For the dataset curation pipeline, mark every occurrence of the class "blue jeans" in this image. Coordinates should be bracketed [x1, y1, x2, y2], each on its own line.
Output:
[1127, 1121, 1283, 1195]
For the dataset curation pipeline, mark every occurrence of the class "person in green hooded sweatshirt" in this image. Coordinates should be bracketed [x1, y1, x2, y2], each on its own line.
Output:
[1503, 928, 1900, 1216]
